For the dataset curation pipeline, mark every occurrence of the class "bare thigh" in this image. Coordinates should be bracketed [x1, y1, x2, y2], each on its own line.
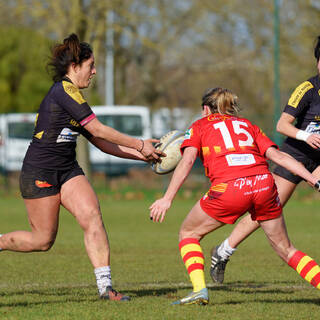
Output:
[179, 200, 225, 241]
[25, 194, 61, 234]
[272, 174, 297, 207]
[60, 175, 103, 229]
[1, 194, 61, 251]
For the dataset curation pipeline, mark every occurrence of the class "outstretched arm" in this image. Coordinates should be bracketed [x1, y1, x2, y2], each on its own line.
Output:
[89, 136, 149, 161]
[266, 147, 318, 186]
[149, 146, 198, 223]
[84, 117, 163, 161]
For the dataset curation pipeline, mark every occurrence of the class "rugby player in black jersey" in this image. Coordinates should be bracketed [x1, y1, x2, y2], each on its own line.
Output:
[0, 34, 163, 301]
[209, 35, 320, 284]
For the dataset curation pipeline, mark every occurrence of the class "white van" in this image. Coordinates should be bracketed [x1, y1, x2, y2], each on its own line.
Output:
[89, 105, 152, 175]
[0, 113, 36, 172]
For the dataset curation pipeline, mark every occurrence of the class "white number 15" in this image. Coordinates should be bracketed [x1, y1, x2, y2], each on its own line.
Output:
[213, 120, 253, 149]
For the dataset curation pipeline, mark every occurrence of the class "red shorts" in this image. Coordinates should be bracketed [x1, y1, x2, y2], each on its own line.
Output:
[200, 173, 282, 224]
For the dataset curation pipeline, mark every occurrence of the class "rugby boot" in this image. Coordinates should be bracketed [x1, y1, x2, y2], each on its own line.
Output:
[100, 286, 131, 301]
[210, 245, 229, 284]
[171, 288, 209, 305]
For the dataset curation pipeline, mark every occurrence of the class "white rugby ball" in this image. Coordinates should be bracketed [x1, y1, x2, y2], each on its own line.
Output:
[152, 130, 185, 175]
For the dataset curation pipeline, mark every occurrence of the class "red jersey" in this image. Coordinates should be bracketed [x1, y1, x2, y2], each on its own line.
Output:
[181, 113, 278, 184]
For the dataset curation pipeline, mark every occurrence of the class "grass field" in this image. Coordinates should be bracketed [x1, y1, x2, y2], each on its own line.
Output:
[0, 183, 320, 319]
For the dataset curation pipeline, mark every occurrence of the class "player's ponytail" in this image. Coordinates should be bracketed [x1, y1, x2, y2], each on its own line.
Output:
[201, 87, 240, 116]
[48, 33, 93, 82]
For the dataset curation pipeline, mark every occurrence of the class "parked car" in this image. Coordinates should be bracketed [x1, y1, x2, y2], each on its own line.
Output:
[0, 113, 36, 173]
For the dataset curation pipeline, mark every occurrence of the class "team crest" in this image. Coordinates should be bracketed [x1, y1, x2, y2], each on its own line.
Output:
[184, 128, 193, 140]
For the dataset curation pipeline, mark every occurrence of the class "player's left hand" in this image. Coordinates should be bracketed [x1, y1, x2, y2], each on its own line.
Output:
[149, 198, 172, 223]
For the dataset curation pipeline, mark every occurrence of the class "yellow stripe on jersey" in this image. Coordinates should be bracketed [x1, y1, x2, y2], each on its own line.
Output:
[213, 146, 221, 153]
[35, 131, 44, 139]
[62, 81, 86, 104]
[180, 244, 202, 258]
[296, 255, 313, 274]
[288, 81, 313, 108]
[202, 146, 210, 156]
[304, 265, 320, 283]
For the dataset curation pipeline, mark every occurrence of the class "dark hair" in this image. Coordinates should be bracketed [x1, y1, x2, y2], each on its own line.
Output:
[48, 33, 93, 82]
[201, 87, 240, 116]
[314, 35, 320, 62]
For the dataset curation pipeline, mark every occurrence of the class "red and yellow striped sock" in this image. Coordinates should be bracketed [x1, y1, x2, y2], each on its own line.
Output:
[288, 250, 320, 289]
[179, 238, 206, 292]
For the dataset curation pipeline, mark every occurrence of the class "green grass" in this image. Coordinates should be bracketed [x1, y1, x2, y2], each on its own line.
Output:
[0, 189, 320, 319]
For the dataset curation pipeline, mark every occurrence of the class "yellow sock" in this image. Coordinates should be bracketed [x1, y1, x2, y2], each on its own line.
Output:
[179, 238, 206, 292]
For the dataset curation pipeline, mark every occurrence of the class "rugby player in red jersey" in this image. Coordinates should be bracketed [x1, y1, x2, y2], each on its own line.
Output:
[149, 87, 320, 305]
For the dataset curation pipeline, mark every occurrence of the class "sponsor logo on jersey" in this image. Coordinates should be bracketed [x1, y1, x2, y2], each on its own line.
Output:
[185, 128, 193, 139]
[288, 81, 313, 108]
[305, 121, 320, 134]
[62, 81, 86, 104]
[35, 180, 53, 188]
[70, 119, 80, 127]
[56, 127, 80, 143]
[225, 153, 255, 166]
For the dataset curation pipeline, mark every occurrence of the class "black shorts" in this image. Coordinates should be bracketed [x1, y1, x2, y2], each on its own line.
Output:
[19, 162, 84, 199]
[273, 142, 319, 184]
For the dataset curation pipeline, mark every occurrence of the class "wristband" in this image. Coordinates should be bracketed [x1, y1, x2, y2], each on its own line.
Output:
[314, 181, 320, 191]
[296, 130, 311, 142]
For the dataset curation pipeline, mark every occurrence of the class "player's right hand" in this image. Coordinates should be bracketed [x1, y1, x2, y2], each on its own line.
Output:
[306, 133, 320, 149]
[149, 198, 172, 223]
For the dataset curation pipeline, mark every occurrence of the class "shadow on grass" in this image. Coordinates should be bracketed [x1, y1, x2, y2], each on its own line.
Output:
[0, 285, 180, 308]
[1, 281, 320, 308]
[207, 280, 320, 305]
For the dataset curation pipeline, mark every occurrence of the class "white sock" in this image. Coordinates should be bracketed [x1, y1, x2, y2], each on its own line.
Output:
[94, 266, 112, 296]
[0, 234, 2, 251]
[217, 238, 236, 260]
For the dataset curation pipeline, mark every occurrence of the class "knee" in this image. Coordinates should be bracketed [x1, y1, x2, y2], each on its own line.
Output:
[35, 236, 56, 252]
[178, 228, 201, 242]
[79, 207, 104, 232]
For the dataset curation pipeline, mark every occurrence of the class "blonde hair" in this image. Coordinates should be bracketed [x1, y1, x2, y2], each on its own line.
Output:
[201, 87, 240, 116]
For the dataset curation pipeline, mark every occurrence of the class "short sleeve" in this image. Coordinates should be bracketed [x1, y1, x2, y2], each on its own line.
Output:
[181, 121, 201, 154]
[283, 81, 313, 118]
[56, 80, 96, 126]
[253, 124, 278, 156]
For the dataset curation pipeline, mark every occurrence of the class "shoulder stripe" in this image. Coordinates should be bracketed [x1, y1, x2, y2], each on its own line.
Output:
[62, 81, 86, 104]
[288, 81, 313, 108]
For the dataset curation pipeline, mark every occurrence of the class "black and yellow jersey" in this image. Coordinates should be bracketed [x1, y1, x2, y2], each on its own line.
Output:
[23, 78, 96, 170]
[283, 74, 320, 160]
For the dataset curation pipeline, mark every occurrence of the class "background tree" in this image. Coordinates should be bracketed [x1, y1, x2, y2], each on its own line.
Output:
[1, 0, 320, 136]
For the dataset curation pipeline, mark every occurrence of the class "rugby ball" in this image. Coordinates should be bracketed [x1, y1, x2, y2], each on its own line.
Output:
[152, 130, 185, 175]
